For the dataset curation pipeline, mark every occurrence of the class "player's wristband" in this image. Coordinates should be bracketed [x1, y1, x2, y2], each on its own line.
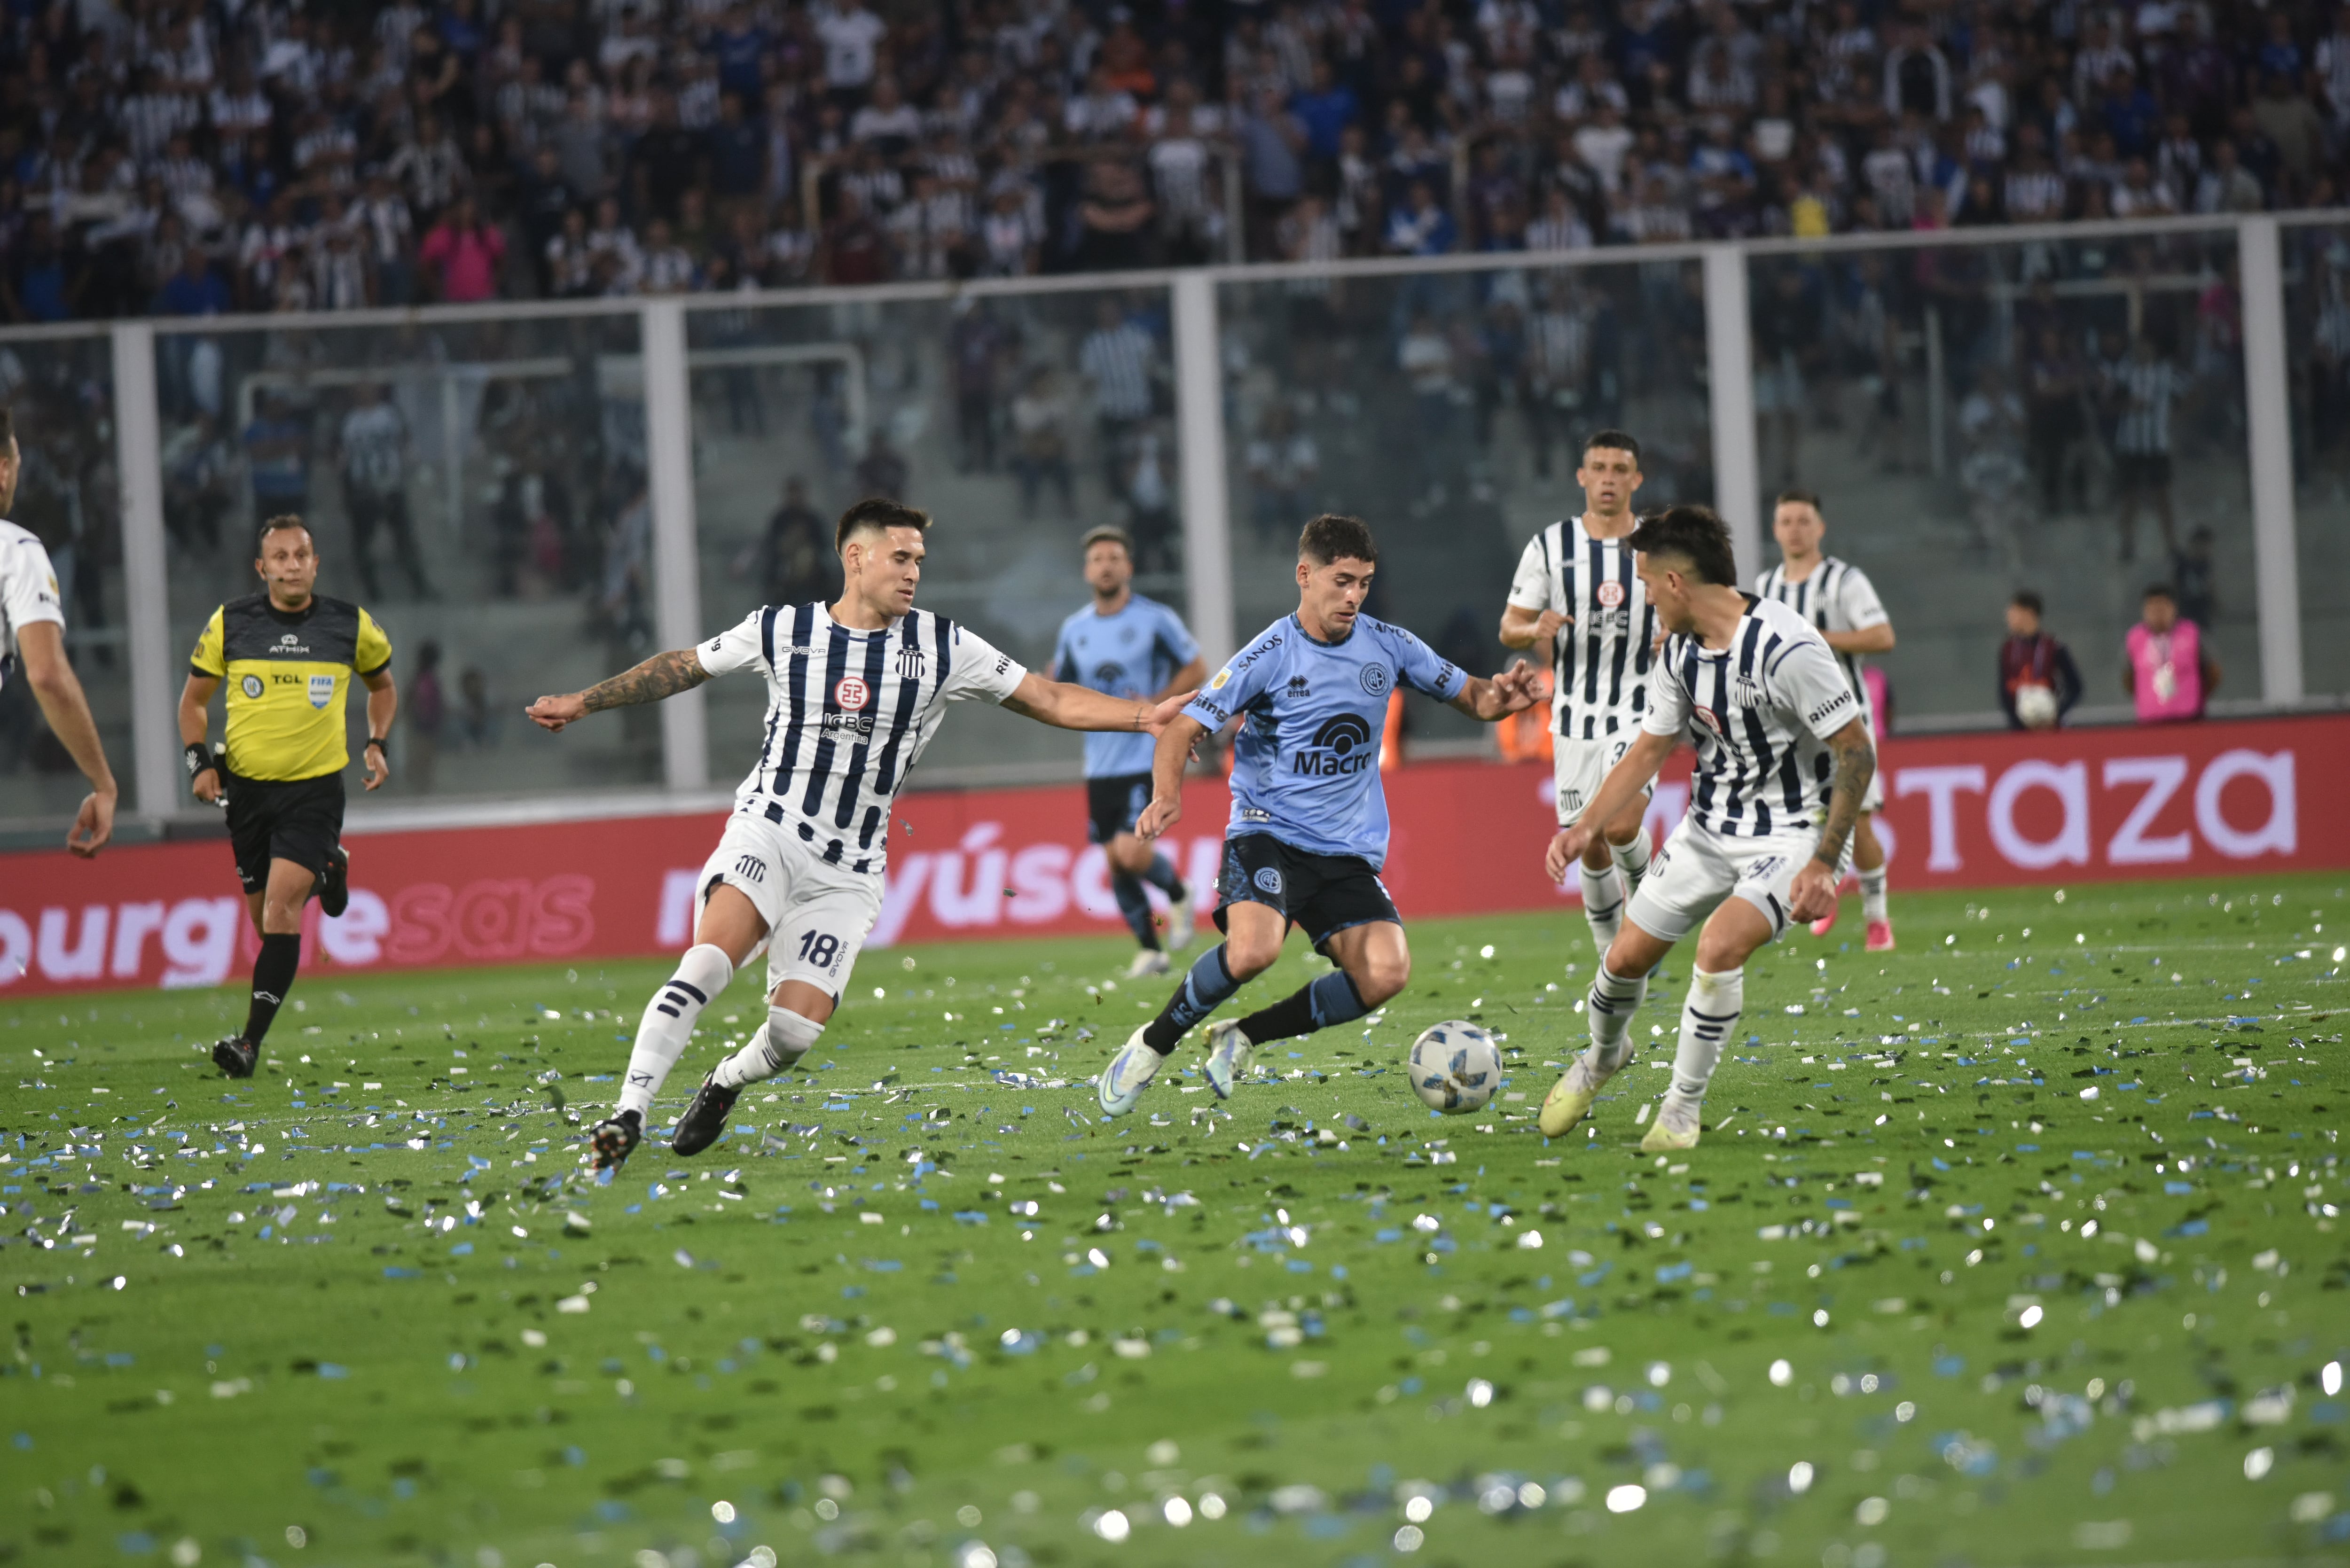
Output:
[366, 735, 389, 758]
[183, 741, 217, 782]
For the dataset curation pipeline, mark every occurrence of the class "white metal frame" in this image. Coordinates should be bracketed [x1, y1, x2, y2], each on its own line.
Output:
[5, 211, 2328, 833]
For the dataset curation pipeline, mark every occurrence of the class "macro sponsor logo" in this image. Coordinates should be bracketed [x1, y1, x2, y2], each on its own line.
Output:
[1290, 713, 1378, 777]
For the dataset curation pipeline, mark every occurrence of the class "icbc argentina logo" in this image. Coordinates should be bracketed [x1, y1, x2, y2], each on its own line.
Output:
[835, 676, 871, 710]
[1596, 581, 1626, 608]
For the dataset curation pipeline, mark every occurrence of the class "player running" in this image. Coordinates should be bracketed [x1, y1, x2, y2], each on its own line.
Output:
[1094, 514, 1538, 1115]
[1051, 524, 1208, 977]
[0, 408, 117, 856]
[184, 515, 397, 1078]
[527, 499, 1194, 1170]
[1537, 506, 1875, 1153]
[1498, 429, 1659, 960]
[1756, 488, 1896, 949]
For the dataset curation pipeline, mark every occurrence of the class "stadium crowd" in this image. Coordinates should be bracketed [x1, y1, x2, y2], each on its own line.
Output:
[1, 0, 2348, 320]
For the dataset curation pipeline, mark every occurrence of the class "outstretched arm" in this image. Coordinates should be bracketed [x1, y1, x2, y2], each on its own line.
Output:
[999, 671, 1192, 734]
[527, 647, 709, 731]
[1787, 717, 1876, 921]
[1497, 603, 1569, 650]
[1446, 658, 1542, 722]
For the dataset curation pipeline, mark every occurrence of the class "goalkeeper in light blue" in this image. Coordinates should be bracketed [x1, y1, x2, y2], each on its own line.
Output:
[1093, 514, 1540, 1116]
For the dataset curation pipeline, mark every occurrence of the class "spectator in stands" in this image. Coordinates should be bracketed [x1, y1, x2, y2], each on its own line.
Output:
[1998, 592, 2084, 730]
[418, 196, 507, 303]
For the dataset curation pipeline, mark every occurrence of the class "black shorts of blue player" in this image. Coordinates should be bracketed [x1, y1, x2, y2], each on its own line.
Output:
[1214, 832, 1401, 952]
[1085, 772, 1154, 845]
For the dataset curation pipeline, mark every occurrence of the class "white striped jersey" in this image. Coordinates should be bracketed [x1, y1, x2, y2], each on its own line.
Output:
[1755, 555, 1888, 731]
[1505, 514, 1656, 740]
[0, 519, 65, 690]
[1643, 595, 1860, 838]
[698, 602, 1028, 875]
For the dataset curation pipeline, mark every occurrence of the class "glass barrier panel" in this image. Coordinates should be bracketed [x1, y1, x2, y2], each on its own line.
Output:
[684, 286, 1190, 788]
[0, 333, 131, 827]
[2282, 222, 2350, 699]
[155, 311, 658, 803]
[1218, 257, 1716, 749]
[1748, 226, 2255, 729]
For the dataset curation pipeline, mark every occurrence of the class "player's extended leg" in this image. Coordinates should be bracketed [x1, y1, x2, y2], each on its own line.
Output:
[1643, 898, 1774, 1153]
[588, 886, 766, 1170]
[1538, 919, 1671, 1136]
[1108, 831, 1191, 975]
[1853, 813, 1895, 951]
[214, 857, 325, 1079]
[1098, 900, 1283, 1116]
[1204, 920, 1409, 1093]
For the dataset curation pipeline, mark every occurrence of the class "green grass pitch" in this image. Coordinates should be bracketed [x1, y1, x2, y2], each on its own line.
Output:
[2, 872, 2346, 1568]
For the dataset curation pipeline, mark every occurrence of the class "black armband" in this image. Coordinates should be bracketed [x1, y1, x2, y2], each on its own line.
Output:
[184, 741, 217, 781]
[365, 734, 389, 758]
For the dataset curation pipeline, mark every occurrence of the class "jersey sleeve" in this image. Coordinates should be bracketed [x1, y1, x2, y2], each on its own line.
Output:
[1183, 627, 1279, 729]
[1835, 564, 1890, 630]
[1152, 602, 1200, 674]
[696, 608, 769, 678]
[1641, 640, 1691, 737]
[1772, 632, 1863, 741]
[1, 531, 64, 639]
[190, 606, 226, 676]
[354, 607, 392, 675]
[1505, 533, 1554, 611]
[1388, 623, 1468, 702]
[939, 621, 1028, 703]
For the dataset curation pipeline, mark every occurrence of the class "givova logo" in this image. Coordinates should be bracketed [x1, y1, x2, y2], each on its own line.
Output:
[1290, 713, 1377, 777]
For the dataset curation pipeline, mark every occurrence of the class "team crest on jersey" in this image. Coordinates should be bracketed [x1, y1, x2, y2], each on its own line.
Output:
[307, 674, 335, 708]
[835, 675, 871, 711]
[1734, 676, 1762, 710]
[1596, 581, 1626, 608]
[1560, 788, 1584, 813]
[1358, 663, 1391, 697]
[1209, 668, 1232, 690]
[896, 645, 924, 680]
[241, 674, 264, 698]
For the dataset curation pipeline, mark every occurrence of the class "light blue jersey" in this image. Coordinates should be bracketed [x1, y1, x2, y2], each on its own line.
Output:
[1185, 613, 1465, 868]
[1052, 593, 1199, 776]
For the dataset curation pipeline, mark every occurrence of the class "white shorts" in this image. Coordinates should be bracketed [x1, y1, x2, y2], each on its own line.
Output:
[1626, 818, 1852, 945]
[698, 810, 884, 999]
[1553, 734, 1653, 826]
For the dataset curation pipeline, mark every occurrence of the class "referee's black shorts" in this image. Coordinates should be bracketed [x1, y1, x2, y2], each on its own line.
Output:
[225, 768, 345, 893]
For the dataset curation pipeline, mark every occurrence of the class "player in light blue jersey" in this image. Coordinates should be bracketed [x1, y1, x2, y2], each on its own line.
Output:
[1094, 514, 1539, 1115]
[1051, 525, 1209, 977]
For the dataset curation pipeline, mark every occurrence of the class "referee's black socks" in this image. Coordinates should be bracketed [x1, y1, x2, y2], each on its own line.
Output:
[244, 933, 301, 1044]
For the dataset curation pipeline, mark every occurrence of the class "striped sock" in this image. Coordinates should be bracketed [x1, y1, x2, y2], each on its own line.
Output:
[1670, 967, 1744, 1102]
[1579, 860, 1626, 957]
[617, 944, 734, 1116]
[1585, 961, 1647, 1073]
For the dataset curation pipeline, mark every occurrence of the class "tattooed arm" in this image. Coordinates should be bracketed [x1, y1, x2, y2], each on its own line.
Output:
[1787, 717, 1876, 922]
[526, 648, 709, 732]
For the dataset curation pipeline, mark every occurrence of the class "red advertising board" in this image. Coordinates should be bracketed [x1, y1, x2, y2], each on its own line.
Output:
[2, 714, 2339, 998]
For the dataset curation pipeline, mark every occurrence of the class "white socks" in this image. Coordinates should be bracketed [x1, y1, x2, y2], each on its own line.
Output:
[712, 1006, 826, 1089]
[1859, 865, 1889, 923]
[1611, 826, 1652, 892]
[1584, 961, 1647, 1073]
[1669, 966, 1744, 1104]
[617, 943, 734, 1117]
[1579, 860, 1625, 955]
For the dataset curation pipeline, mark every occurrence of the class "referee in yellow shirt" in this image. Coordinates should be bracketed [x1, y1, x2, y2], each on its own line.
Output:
[181, 514, 397, 1078]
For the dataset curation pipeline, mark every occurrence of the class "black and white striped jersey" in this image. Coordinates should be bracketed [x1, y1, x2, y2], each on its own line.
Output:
[698, 603, 1027, 874]
[1505, 514, 1656, 740]
[1643, 595, 1859, 838]
[1756, 555, 1888, 732]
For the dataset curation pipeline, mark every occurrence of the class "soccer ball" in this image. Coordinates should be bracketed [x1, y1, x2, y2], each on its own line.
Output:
[1408, 1021, 1503, 1114]
[2014, 682, 2059, 730]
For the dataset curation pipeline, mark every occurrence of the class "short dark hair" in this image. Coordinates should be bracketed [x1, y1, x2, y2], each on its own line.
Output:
[257, 514, 312, 553]
[1582, 428, 1642, 464]
[1629, 504, 1737, 587]
[1080, 524, 1133, 558]
[2143, 583, 2175, 602]
[835, 497, 931, 553]
[1775, 487, 1824, 514]
[1299, 513, 1378, 566]
[2011, 590, 2044, 615]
